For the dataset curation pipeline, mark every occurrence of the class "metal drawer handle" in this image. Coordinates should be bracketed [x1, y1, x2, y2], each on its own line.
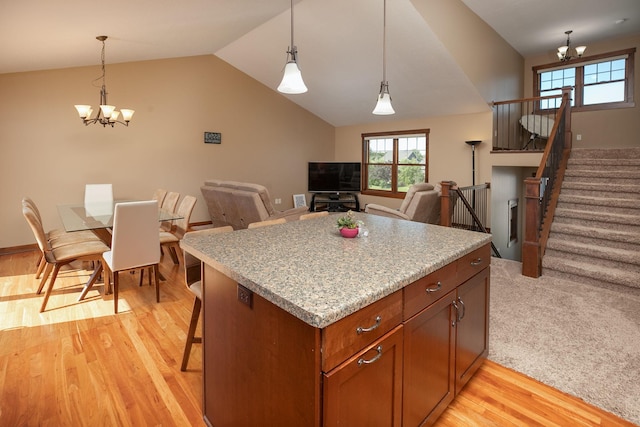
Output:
[457, 297, 466, 322]
[358, 345, 383, 366]
[356, 316, 381, 335]
[470, 257, 483, 266]
[425, 281, 442, 293]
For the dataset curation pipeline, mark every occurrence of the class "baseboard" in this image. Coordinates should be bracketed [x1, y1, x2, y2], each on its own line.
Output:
[0, 244, 38, 256]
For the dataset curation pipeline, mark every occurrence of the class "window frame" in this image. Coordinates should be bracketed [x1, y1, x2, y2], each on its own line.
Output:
[361, 129, 430, 199]
[533, 48, 635, 112]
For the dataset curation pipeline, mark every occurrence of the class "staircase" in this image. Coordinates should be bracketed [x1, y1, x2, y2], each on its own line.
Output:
[542, 147, 640, 290]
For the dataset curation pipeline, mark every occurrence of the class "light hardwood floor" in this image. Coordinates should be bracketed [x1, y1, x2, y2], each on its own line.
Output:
[0, 250, 635, 426]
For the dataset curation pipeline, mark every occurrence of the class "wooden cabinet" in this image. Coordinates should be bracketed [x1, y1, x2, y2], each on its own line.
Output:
[323, 326, 404, 427]
[403, 292, 456, 426]
[402, 244, 490, 426]
[454, 267, 490, 394]
[200, 244, 490, 427]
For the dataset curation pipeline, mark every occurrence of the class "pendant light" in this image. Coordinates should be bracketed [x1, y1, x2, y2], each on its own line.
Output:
[74, 36, 134, 127]
[557, 30, 586, 62]
[373, 0, 395, 115]
[277, 0, 308, 94]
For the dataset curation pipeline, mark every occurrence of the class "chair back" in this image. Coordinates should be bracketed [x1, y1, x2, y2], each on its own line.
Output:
[182, 226, 233, 290]
[109, 201, 160, 271]
[160, 191, 180, 231]
[152, 189, 168, 207]
[300, 211, 329, 220]
[85, 184, 113, 204]
[247, 218, 286, 229]
[21, 202, 51, 254]
[172, 195, 197, 239]
[85, 184, 114, 217]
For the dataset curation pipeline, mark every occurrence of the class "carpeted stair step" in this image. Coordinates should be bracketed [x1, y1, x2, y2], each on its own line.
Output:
[553, 207, 640, 233]
[549, 222, 640, 252]
[557, 194, 640, 215]
[569, 147, 640, 159]
[567, 158, 640, 172]
[564, 169, 640, 185]
[545, 238, 640, 271]
[561, 181, 640, 198]
[542, 256, 640, 290]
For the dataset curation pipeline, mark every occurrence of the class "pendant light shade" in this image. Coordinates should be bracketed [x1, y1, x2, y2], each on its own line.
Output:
[278, 49, 308, 94]
[278, 0, 307, 94]
[373, 0, 394, 115]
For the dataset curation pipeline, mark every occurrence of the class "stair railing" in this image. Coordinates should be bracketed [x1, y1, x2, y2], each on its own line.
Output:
[522, 87, 573, 277]
[440, 181, 501, 257]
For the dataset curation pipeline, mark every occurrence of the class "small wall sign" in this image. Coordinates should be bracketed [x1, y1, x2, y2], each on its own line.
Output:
[204, 132, 222, 144]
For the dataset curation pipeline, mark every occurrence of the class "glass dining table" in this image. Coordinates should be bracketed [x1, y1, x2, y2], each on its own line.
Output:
[57, 200, 183, 300]
[57, 200, 183, 245]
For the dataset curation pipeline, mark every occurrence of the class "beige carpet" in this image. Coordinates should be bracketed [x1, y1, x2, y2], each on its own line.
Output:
[489, 257, 640, 425]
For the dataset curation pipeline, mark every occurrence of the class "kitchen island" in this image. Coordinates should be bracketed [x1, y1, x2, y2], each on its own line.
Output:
[181, 212, 492, 427]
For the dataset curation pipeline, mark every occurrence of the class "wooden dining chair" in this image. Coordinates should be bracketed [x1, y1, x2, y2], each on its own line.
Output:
[160, 191, 180, 232]
[299, 211, 329, 220]
[152, 188, 167, 208]
[22, 203, 109, 312]
[159, 195, 197, 264]
[22, 197, 101, 278]
[101, 201, 161, 314]
[247, 218, 287, 229]
[181, 226, 233, 371]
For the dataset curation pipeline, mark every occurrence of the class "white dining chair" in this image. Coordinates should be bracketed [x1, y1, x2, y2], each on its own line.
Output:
[84, 183, 114, 218]
[101, 200, 160, 314]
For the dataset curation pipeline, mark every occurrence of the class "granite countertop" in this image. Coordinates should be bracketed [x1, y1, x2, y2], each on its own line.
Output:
[181, 212, 491, 329]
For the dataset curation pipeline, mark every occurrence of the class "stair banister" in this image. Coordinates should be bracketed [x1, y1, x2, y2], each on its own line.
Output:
[522, 87, 573, 277]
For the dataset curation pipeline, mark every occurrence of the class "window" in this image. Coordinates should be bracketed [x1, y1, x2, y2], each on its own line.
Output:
[534, 48, 635, 111]
[362, 129, 429, 198]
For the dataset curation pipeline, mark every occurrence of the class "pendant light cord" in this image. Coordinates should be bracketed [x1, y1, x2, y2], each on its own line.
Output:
[382, 0, 387, 83]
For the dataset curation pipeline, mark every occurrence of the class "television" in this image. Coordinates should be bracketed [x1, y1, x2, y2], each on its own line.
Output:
[308, 162, 361, 193]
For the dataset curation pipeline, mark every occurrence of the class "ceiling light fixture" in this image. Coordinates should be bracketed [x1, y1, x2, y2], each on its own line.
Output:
[372, 0, 394, 115]
[277, 0, 307, 94]
[557, 30, 586, 62]
[74, 36, 134, 127]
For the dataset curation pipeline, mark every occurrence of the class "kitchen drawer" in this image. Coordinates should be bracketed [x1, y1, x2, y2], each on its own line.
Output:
[456, 244, 491, 285]
[322, 290, 402, 372]
[403, 261, 458, 320]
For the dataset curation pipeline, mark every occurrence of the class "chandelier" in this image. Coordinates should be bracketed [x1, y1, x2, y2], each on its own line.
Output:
[277, 0, 308, 94]
[74, 36, 134, 127]
[557, 30, 586, 62]
[372, 0, 394, 115]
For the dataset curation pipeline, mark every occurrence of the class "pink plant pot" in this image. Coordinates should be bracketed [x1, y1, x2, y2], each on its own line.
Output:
[339, 227, 359, 238]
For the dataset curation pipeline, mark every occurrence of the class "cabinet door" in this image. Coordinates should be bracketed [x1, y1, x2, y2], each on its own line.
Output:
[454, 267, 490, 394]
[403, 290, 456, 427]
[323, 326, 403, 427]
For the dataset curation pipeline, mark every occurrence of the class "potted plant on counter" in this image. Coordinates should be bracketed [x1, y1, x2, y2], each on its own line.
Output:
[336, 210, 363, 238]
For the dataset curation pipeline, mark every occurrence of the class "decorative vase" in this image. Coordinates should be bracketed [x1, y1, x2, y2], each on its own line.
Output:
[340, 227, 359, 238]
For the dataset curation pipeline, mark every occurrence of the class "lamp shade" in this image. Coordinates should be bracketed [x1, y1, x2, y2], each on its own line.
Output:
[278, 61, 308, 94]
[120, 109, 135, 122]
[372, 92, 395, 115]
[75, 105, 92, 118]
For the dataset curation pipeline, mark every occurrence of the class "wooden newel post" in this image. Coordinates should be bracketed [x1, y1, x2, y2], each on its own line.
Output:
[439, 181, 455, 227]
[522, 177, 541, 278]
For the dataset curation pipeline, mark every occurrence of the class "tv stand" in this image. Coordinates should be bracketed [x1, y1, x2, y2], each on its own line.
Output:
[310, 193, 360, 212]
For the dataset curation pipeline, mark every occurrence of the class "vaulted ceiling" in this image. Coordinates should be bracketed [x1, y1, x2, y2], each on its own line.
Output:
[1, 0, 638, 126]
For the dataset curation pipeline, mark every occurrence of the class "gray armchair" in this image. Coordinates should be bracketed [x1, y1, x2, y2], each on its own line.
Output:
[365, 183, 441, 224]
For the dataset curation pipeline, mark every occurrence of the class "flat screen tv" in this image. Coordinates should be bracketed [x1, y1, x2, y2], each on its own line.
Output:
[308, 162, 361, 193]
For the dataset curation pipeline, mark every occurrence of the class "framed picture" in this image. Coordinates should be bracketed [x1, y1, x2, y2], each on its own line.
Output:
[293, 194, 307, 208]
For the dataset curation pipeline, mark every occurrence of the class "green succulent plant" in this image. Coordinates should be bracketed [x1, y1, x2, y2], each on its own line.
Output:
[336, 210, 363, 229]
